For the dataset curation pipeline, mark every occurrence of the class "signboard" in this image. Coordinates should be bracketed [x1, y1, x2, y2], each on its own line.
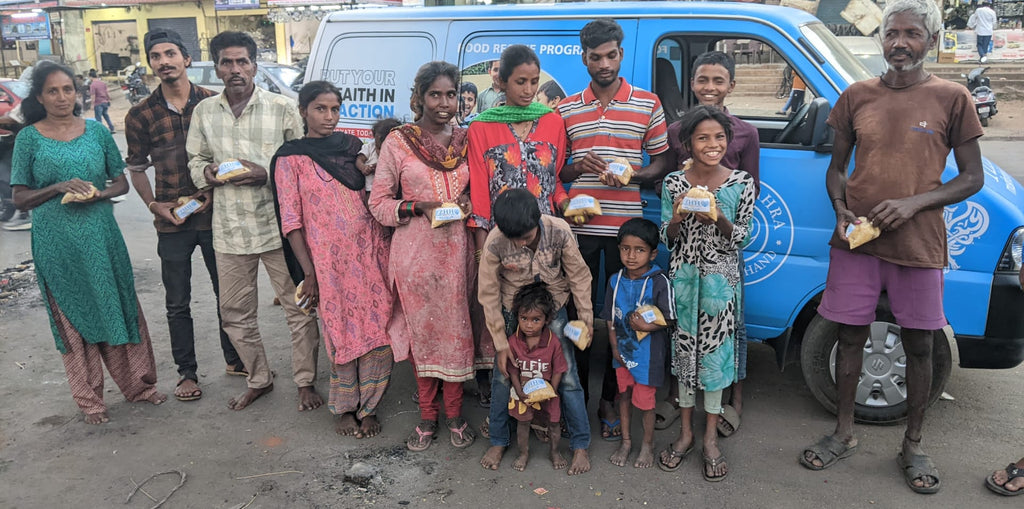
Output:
[1, 12, 50, 41]
[947, 29, 1024, 62]
[215, 0, 261, 11]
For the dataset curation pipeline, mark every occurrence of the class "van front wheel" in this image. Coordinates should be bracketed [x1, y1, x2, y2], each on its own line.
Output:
[800, 313, 952, 425]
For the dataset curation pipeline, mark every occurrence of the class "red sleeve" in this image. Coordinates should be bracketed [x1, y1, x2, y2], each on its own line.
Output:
[467, 122, 492, 229]
[548, 113, 569, 208]
[550, 333, 568, 376]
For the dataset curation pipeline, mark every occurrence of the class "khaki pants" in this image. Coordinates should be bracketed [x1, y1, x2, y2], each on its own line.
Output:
[216, 248, 320, 389]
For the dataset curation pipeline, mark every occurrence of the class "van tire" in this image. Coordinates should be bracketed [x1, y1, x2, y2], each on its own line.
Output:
[799, 313, 952, 425]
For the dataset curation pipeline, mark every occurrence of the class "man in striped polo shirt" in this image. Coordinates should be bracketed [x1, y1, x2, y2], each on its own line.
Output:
[557, 18, 671, 441]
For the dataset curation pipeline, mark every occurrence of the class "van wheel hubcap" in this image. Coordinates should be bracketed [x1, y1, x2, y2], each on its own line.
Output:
[829, 322, 907, 407]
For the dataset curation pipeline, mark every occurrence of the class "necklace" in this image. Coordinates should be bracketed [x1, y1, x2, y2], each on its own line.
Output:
[510, 120, 534, 141]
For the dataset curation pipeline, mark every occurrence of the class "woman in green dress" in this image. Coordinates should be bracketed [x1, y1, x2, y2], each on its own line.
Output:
[11, 62, 166, 425]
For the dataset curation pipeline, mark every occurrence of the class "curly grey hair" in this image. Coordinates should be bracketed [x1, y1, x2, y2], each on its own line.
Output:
[881, 0, 943, 37]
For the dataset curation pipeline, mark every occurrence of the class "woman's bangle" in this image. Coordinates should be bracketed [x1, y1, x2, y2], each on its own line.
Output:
[147, 201, 157, 212]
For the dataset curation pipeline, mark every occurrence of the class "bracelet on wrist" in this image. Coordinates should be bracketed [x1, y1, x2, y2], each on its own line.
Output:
[148, 201, 158, 212]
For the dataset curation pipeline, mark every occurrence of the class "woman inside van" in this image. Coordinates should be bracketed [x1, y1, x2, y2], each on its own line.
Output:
[368, 61, 478, 452]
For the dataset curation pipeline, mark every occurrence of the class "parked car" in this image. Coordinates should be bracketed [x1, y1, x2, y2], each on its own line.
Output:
[0, 79, 27, 118]
[838, 35, 887, 77]
[186, 61, 301, 100]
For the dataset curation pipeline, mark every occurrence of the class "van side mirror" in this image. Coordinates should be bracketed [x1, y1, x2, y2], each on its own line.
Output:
[796, 97, 832, 150]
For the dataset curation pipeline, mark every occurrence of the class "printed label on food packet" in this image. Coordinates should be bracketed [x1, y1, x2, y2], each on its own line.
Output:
[433, 206, 462, 222]
[640, 309, 658, 323]
[845, 223, 856, 238]
[523, 378, 546, 395]
[681, 196, 712, 213]
[563, 323, 583, 343]
[217, 160, 245, 178]
[174, 199, 201, 219]
[568, 196, 596, 210]
[607, 161, 630, 176]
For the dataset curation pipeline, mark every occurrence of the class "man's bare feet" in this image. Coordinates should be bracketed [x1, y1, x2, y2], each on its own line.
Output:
[567, 449, 591, 475]
[174, 379, 202, 401]
[513, 449, 530, 472]
[335, 413, 359, 436]
[145, 391, 168, 405]
[610, 438, 631, 467]
[634, 441, 655, 468]
[297, 386, 323, 411]
[358, 415, 381, 438]
[481, 445, 505, 470]
[228, 384, 274, 410]
[84, 412, 109, 425]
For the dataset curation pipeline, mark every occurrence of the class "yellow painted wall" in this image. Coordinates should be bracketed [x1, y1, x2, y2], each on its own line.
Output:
[82, 1, 269, 69]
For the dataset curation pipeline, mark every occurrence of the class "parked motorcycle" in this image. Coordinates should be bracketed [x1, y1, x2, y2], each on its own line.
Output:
[120, 63, 151, 106]
[962, 66, 998, 127]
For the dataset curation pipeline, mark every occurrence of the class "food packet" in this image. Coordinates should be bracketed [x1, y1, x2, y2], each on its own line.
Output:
[563, 194, 603, 220]
[846, 217, 881, 249]
[216, 159, 250, 181]
[606, 157, 634, 185]
[563, 320, 591, 350]
[173, 196, 202, 220]
[508, 389, 541, 415]
[677, 185, 718, 221]
[522, 377, 557, 404]
[61, 183, 99, 204]
[430, 202, 466, 228]
[633, 304, 667, 341]
[294, 280, 315, 315]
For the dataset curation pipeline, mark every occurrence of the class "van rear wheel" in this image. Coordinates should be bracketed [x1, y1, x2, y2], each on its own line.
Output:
[800, 313, 952, 425]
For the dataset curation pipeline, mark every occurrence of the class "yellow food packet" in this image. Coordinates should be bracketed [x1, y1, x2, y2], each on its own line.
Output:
[677, 185, 718, 221]
[216, 159, 250, 181]
[61, 183, 99, 204]
[563, 320, 591, 350]
[522, 378, 557, 404]
[563, 194, 602, 218]
[173, 196, 202, 220]
[634, 304, 667, 341]
[430, 202, 465, 228]
[846, 217, 881, 249]
[606, 157, 634, 185]
[294, 280, 315, 315]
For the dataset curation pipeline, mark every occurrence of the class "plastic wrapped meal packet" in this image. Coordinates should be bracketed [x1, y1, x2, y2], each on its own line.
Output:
[216, 159, 250, 181]
[61, 183, 99, 204]
[430, 202, 465, 228]
[846, 217, 881, 249]
[606, 156, 634, 185]
[563, 320, 591, 350]
[634, 304, 667, 341]
[522, 377, 557, 404]
[563, 194, 603, 219]
[678, 185, 718, 221]
[173, 196, 202, 220]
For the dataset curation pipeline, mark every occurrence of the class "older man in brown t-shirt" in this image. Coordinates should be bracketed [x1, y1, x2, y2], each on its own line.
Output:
[798, 0, 984, 495]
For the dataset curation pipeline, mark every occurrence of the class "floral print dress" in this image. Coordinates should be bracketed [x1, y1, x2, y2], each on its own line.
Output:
[659, 168, 756, 393]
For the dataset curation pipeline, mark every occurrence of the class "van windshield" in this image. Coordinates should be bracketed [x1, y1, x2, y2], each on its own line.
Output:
[800, 22, 874, 85]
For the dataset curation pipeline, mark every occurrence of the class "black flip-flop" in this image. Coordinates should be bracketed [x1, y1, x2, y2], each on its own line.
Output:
[985, 464, 1024, 496]
[657, 443, 694, 472]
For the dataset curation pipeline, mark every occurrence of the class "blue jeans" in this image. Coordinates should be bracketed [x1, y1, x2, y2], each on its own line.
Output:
[977, 35, 992, 58]
[94, 102, 114, 130]
[488, 307, 591, 451]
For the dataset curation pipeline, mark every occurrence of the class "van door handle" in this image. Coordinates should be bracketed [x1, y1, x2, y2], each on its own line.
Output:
[641, 200, 648, 208]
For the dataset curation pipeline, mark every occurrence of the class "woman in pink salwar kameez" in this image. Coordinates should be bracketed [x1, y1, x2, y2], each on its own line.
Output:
[369, 61, 477, 452]
[273, 81, 393, 439]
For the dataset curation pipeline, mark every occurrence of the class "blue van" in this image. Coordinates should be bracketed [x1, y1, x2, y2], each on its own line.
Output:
[306, 1, 1024, 423]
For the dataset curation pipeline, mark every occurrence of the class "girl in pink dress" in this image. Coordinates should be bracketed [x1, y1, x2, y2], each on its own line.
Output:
[272, 81, 393, 439]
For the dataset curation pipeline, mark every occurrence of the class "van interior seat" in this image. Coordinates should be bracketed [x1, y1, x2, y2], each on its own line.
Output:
[655, 57, 686, 124]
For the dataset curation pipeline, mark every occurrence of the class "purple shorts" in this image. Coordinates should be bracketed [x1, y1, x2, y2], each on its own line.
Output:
[818, 248, 946, 330]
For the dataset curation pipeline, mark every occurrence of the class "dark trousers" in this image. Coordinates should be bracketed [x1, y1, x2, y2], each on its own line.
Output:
[575, 234, 622, 405]
[158, 229, 241, 381]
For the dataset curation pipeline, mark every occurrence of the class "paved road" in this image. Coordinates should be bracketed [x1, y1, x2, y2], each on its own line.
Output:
[0, 139, 1022, 508]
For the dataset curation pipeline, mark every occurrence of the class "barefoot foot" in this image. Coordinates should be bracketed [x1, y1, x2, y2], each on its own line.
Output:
[610, 438, 631, 467]
[568, 449, 591, 475]
[84, 412, 109, 425]
[144, 391, 168, 405]
[634, 442, 655, 469]
[551, 448, 568, 470]
[481, 445, 505, 470]
[335, 413, 358, 436]
[297, 385, 323, 411]
[228, 384, 274, 410]
[513, 450, 529, 472]
[358, 415, 381, 438]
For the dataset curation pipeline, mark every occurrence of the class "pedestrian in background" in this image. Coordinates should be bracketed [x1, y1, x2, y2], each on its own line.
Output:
[88, 69, 115, 132]
[968, 0, 997, 63]
[11, 62, 167, 424]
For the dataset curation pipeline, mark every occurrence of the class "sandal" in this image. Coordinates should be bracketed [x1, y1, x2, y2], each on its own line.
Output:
[406, 420, 437, 452]
[174, 377, 202, 402]
[479, 417, 490, 439]
[225, 364, 248, 377]
[654, 400, 680, 430]
[478, 391, 491, 408]
[447, 417, 476, 448]
[702, 450, 728, 482]
[716, 404, 740, 437]
[898, 452, 941, 495]
[600, 418, 622, 442]
[799, 435, 858, 471]
[986, 464, 1024, 496]
[657, 443, 694, 472]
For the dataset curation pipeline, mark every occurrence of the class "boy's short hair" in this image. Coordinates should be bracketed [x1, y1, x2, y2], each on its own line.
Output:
[617, 218, 659, 250]
[371, 117, 401, 146]
[512, 281, 557, 321]
[692, 50, 736, 81]
[493, 188, 541, 239]
[580, 18, 623, 51]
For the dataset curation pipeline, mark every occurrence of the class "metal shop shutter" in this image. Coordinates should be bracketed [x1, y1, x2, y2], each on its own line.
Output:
[146, 18, 201, 62]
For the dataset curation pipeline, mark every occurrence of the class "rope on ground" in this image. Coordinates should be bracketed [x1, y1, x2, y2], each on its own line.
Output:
[124, 469, 186, 509]
[234, 470, 303, 480]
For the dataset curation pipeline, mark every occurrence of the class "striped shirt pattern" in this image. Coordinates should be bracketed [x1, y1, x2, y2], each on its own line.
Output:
[186, 86, 303, 255]
[557, 78, 669, 237]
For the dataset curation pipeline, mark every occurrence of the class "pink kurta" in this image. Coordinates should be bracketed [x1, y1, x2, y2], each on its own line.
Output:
[368, 129, 476, 382]
[275, 154, 391, 365]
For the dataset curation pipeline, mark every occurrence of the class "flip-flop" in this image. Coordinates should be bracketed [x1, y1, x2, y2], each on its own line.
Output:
[986, 464, 1024, 496]
[174, 378, 202, 402]
[654, 400, 680, 430]
[601, 418, 622, 442]
[479, 417, 490, 439]
[799, 435, 858, 471]
[447, 417, 476, 448]
[657, 443, 694, 472]
[898, 452, 941, 495]
[225, 365, 248, 377]
[702, 450, 728, 482]
[716, 405, 740, 437]
[406, 421, 437, 452]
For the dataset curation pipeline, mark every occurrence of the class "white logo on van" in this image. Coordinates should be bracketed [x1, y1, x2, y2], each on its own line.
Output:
[944, 201, 989, 271]
[744, 183, 794, 285]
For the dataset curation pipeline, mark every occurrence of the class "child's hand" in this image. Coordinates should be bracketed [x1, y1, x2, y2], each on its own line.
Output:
[610, 345, 627, 368]
[694, 203, 720, 225]
[628, 312, 663, 333]
[671, 193, 687, 224]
